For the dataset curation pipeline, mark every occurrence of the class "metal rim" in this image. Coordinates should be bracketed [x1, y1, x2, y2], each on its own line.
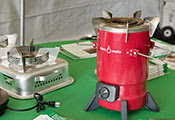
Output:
[99, 24, 149, 33]
[98, 17, 149, 33]
[7, 46, 49, 67]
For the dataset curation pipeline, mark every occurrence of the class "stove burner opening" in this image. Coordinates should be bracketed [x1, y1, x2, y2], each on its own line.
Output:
[111, 19, 138, 25]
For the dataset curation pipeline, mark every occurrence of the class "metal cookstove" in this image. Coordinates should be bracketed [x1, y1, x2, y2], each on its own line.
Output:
[0, 46, 74, 99]
[85, 11, 160, 120]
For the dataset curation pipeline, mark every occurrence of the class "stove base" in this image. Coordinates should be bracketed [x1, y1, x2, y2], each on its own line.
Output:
[85, 92, 160, 120]
[0, 77, 74, 99]
[0, 58, 74, 99]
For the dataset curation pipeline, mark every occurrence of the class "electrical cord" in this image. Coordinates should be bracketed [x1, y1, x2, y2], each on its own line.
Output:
[6, 93, 60, 112]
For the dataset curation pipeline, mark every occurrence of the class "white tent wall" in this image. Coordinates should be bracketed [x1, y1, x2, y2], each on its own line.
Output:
[0, 0, 161, 45]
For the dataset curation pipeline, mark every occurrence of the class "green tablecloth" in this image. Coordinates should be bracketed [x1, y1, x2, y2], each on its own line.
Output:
[1, 40, 175, 120]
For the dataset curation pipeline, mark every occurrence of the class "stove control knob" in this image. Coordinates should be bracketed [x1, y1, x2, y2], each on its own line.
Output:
[96, 82, 119, 102]
[98, 87, 110, 99]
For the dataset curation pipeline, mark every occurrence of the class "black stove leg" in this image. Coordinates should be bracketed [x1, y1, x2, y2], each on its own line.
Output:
[85, 93, 99, 111]
[121, 100, 128, 120]
[145, 92, 160, 112]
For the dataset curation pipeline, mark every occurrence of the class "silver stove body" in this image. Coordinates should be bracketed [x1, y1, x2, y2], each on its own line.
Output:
[0, 57, 74, 99]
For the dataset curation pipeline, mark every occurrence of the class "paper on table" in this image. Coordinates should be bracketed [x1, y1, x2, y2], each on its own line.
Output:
[61, 41, 96, 59]
[159, 53, 175, 70]
[34, 114, 53, 120]
[33, 111, 73, 120]
[150, 39, 175, 70]
[151, 39, 175, 52]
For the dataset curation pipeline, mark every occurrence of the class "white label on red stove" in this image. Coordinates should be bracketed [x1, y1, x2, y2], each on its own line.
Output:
[100, 46, 122, 54]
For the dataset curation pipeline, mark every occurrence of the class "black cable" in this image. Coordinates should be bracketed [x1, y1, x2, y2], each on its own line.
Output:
[6, 93, 59, 112]
[7, 104, 37, 112]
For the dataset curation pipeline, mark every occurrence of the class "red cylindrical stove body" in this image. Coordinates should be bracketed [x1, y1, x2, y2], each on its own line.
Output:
[97, 28, 151, 111]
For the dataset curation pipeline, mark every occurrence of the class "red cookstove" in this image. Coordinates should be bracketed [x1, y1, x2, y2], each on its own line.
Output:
[85, 11, 160, 120]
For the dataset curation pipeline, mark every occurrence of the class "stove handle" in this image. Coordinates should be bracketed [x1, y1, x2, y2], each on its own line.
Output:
[125, 48, 164, 65]
[137, 52, 154, 59]
[126, 44, 155, 58]
[137, 52, 165, 65]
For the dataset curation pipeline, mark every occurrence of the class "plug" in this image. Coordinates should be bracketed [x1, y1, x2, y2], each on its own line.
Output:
[48, 101, 60, 108]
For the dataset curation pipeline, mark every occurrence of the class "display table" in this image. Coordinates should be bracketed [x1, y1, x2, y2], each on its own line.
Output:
[1, 40, 175, 120]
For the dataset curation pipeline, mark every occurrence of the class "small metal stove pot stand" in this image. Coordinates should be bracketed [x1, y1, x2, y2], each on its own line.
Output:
[85, 11, 160, 120]
[0, 46, 74, 99]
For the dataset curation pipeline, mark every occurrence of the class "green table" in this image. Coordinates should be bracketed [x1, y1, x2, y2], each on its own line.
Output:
[1, 40, 175, 120]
